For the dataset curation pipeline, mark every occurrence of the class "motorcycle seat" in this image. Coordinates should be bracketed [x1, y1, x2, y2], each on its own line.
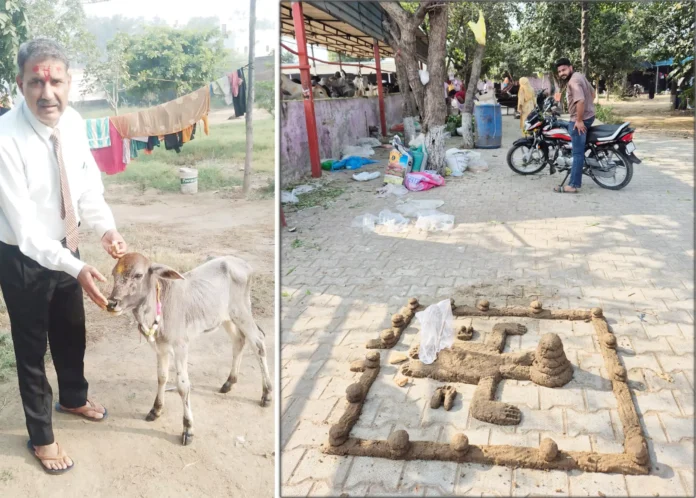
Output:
[587, 122, 630, 142]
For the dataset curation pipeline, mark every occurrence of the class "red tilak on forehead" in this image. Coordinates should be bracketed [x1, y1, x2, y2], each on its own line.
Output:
[32, 64, 59, 82]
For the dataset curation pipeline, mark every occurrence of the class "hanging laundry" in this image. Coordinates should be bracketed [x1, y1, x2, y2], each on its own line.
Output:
[91, 120, 126, 175]
[110, 86, 210, 139]
[214, 75, 233, 105]
[181, 123, 197, 144]
[123, 138, 131, 165]
[231, 71, 240, 98]
[201, 115, 209, 136]
[85, 117, 111, 149]
[232, 68, 247, 118]
[164, 132, 184, 153]
[130, 138, 148, 159]
[146, 136, 161, 152]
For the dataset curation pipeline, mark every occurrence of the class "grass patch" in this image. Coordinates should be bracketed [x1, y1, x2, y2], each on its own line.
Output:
[103, 118, 275, 193]
[293, 186, 345, 210]
[291, 239, 304, 249]
[0, 469, 13, 483]
[0, 333, 16, 382]
[595, 103, 622, 125]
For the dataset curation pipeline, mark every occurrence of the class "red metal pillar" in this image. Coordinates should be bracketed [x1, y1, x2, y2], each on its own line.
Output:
[373, 39, 387, 137]
[292, 2, 321, 178]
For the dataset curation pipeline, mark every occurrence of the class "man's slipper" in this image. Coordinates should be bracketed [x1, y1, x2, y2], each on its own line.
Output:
[27, 440, 74, 475]
[553, 186, 579, 193]
[55, 400, 108, 422]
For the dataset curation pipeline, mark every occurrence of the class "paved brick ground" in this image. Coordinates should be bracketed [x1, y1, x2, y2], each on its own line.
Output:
[280, 116, 694, 497]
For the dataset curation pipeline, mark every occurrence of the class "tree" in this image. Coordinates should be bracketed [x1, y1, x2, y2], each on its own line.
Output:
[446, 2, 519, 83]
[280, 49, 296, 64]
[118, 27, 226, 105]
[244, 0, 255, 195]
[81, 33, 130, 114]
[581, 2, 589, 75]
[24, 0, 98, 66]
[459, 10, 486, 150]
[0, 0, 28, 92]
[382, 2, 449, 174]
[185, 16, 221, 32]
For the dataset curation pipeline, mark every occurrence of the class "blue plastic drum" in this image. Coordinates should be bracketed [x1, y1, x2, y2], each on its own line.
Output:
[474, 103, 503, 149]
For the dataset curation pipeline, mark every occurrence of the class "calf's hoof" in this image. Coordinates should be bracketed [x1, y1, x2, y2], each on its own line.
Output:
[181, 430, 194, 446]
[145, 409, 161, 422]
[220, 382, 233, 394]
[260, 391, 272, 407]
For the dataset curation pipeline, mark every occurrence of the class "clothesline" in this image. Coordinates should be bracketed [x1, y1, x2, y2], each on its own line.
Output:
[86, 65, 249, 176]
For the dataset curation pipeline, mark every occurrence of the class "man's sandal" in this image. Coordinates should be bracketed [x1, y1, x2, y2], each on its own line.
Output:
[553, 186, 579, 193]
[27, 440, 74, 475]
[55, 399, 108, 422]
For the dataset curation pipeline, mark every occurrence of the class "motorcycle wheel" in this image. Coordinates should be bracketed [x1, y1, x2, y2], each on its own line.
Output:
[589, 150, 634, 190]
[506, 143, 547, 175]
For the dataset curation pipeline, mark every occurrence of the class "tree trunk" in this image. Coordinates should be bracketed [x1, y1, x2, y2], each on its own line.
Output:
[421, 4, 448, 173]
[243, 0, 256, 195]
[581, 2, 589, 75]
[395, 58, 418, 144]
[461, 43, 485, 149]
[670, 78, 678, 109]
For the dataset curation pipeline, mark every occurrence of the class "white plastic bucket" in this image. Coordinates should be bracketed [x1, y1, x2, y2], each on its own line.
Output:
[179, 167, 198, 194]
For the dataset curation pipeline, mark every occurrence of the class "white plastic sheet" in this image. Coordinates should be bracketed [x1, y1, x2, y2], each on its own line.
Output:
[416, 299, 455, 365]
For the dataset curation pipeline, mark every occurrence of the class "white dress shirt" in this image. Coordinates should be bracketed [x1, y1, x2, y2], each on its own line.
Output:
[0, 101, 116, 278]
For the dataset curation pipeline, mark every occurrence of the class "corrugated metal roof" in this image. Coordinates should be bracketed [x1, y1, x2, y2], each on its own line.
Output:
[280, 1, 428, 61]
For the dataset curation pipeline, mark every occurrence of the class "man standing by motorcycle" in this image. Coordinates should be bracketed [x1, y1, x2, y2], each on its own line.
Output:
[553, 57, 596, 193]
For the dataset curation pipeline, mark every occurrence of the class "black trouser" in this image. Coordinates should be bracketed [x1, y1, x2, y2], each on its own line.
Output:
[0, 241, 88, 446]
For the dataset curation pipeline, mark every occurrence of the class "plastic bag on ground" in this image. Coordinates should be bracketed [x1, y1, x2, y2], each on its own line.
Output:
[332, 156, 379, 171]
[376, 184, 409, 197]
[408, 133, 426, 148]
[292, 184, 315, 195]
[281, 190, 299, 204]
[395, 199, 445, 217]
[468, 157, 489, 173]
[353, 171, 381, 181]
[404, 171, 445, 192]
[341, 145, 375, 159]
[352, 210, 409, 233]
[416, 299, 455, 365]
[415, 210, 455, 232]
[356, 137, 382, 148]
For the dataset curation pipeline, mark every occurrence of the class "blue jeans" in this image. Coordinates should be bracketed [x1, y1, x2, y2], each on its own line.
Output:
[568, 116, 595, 188]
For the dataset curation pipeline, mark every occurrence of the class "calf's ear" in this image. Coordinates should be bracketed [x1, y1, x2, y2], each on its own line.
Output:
[149, 264, 185, 280]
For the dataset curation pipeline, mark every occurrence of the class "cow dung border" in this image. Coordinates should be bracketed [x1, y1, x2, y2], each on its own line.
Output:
[322, 297, 650, 476]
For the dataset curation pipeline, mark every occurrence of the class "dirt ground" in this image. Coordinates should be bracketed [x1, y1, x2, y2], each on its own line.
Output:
[601, 94, 693, 137]
[0, 187, 275, 497]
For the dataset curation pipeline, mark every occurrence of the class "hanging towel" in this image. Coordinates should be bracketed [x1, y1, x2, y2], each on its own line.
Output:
[91, 120, 126, 175]
[201, 115, 209, 136]
[164, 132, 183, 153]
[214, 75, 233, 105]
[85, 117, 111, 149]
[110, 86, 210, 138]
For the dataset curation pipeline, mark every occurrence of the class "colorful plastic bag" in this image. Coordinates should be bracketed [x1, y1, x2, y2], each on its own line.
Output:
[403, 171, 446, 192]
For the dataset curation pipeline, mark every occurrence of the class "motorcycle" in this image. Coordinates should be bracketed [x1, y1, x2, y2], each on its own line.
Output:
[506, 96, 641, 190]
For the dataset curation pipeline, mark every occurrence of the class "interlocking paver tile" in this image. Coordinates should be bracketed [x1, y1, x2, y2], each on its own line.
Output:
[281, 117, 694, 496]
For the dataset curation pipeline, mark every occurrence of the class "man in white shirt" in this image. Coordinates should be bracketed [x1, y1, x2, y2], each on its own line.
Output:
[0, 38, 127, 474]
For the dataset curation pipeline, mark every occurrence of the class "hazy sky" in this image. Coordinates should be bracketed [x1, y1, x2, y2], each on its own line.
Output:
[83, 0, 278, 28]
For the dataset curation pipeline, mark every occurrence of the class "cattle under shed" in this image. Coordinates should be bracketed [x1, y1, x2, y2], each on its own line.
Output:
[280, 1, 428, 183]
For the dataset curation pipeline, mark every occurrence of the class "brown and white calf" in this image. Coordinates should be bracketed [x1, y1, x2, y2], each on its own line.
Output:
[106, 253, 272, 445]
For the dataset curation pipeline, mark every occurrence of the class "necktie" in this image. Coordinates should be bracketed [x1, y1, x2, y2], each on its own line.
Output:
[50, 129, 79, 252]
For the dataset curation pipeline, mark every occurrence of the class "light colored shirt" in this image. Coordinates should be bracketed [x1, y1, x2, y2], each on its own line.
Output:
[566, 72, 596, 121]
[0, 101, 116, 278]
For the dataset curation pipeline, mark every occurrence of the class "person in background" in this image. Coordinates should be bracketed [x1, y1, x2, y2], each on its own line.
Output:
[0, 37, 128, 474]
[453, 88, 466, 113]
[517, 77, 536, 135]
